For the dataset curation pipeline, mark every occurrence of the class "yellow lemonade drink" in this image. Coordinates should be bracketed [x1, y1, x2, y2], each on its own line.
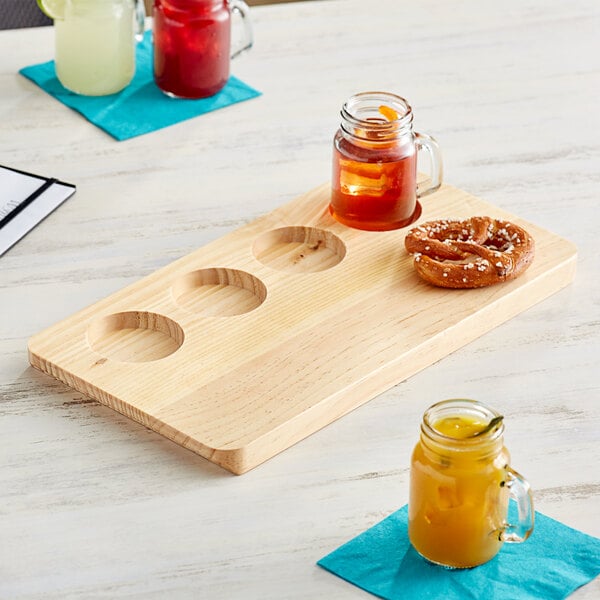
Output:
[55, 0, 135, 96]
[408, 400, 510, 568]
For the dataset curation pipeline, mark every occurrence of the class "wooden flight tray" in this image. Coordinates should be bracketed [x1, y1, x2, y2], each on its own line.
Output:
[28, 182, 577, 474]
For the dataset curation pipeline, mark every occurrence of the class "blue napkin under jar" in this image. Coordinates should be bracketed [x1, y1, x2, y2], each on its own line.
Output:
[19, 30, 261, 141]
[318, 504, 600, 600]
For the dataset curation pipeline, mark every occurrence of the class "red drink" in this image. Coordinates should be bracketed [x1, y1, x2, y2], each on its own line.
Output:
[153, 0, 231, 99]
[331, 130, 418, 231]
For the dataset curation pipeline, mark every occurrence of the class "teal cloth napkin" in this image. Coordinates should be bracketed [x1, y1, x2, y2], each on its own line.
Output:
[318, 504, 600, 600]
[19, 30, 261, 141]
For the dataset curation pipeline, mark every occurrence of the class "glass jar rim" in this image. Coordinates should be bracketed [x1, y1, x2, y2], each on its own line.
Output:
[340, 91, 413, 139]
[421, 398, 505, 446]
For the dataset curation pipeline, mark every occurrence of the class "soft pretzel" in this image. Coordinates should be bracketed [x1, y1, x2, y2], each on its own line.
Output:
[404, 217, 535, 288]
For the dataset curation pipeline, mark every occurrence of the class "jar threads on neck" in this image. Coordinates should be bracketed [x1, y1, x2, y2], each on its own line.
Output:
[420, 398, 506, 459]
[340, 92, 414, 142]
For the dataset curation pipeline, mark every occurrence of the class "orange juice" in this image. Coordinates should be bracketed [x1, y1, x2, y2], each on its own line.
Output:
[408, 402, 511, 568]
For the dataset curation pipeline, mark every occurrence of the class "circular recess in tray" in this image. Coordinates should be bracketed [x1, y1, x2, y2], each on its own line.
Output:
[87, 311, 184, 363]
[171, 268, 267, 316]
[252, 226, 346, 272]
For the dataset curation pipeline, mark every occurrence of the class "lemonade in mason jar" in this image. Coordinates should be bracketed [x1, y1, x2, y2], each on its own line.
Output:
[408, 399, 534, 568]
[38, 0, 145, 96]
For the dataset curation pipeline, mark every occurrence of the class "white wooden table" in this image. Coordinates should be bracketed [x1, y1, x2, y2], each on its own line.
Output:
[1, 1, 599, 597]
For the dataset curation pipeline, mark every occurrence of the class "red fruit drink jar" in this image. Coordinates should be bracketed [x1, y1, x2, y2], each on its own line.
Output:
[153, 0, 253, 99]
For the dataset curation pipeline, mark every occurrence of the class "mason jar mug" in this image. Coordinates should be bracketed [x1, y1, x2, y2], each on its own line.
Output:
[153, 0, 253, 99]
[330, 91, 443, 231]
[54, 0, 145, 96]
[408, 399, 534, 568]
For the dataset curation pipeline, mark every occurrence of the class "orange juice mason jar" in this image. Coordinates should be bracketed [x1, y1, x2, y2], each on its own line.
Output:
[408, 399, 534, 568]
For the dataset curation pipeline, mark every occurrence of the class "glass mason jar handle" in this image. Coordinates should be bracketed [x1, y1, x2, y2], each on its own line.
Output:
[134, 0, 146, 42]
[229, 0, 254, 59]
[501, 466, 535, 543]
[415, 132, 443, 199]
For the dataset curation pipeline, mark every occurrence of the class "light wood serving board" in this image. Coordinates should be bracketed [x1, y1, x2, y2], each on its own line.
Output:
[29, 183, 577, 474]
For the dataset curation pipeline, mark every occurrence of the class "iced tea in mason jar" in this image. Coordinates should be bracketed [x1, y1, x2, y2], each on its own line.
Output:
[330, 92, 442, 231]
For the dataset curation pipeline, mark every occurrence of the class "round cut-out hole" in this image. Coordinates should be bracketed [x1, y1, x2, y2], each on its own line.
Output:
[171, 268, 266, 316]
[253, 226, 346, 272]
[87, 311, 184, 363]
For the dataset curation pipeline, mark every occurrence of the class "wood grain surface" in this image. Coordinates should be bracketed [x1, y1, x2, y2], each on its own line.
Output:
[1, 0, 599, 598]
[28, 183, 576, 474]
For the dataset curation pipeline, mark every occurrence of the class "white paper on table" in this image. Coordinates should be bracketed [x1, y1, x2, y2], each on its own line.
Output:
[0, 165, 76, 256]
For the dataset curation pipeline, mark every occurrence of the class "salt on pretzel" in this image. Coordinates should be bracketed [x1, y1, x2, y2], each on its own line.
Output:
[404, 217, 535, 288]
